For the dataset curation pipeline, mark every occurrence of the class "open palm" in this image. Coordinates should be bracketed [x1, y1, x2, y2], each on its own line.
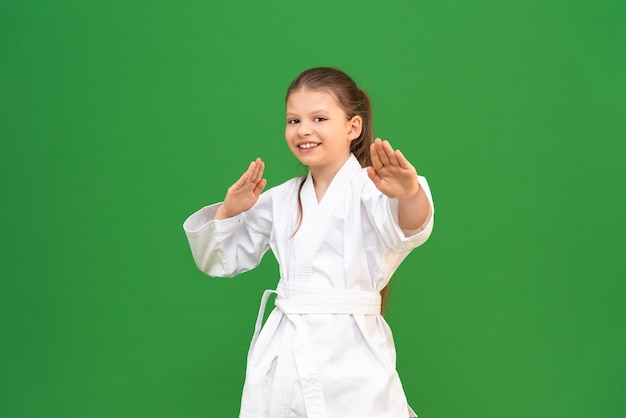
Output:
[366, 139, 420, 199]
[216, 158, 267, 219]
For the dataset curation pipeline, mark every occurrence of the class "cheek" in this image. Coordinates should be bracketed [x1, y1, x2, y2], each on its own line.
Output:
[285, 126, 296, 144]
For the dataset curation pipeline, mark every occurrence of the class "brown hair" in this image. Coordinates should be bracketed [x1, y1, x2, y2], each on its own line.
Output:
[286, 67, 391, 315]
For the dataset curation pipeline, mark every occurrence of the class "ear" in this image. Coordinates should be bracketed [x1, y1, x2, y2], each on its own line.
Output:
[347, 115, 363, 141]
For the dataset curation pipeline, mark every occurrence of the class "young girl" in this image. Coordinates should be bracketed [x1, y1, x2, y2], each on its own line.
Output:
[183, 67, 434, 418]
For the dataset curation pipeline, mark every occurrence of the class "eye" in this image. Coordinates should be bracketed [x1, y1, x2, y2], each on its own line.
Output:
[313, 116, 327, 122]
[287, 118, 300, 124]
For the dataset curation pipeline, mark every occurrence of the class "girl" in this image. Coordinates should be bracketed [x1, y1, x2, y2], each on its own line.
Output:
[183, 67, 434, 418]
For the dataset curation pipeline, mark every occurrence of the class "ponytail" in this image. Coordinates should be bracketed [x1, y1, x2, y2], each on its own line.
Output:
[350, 87, 373, 168]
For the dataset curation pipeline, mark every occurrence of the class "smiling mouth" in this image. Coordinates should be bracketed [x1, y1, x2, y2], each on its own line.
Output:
[298, 143, 320, 149]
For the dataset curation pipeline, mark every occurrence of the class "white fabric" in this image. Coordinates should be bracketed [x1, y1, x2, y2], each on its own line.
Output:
[183, 154, 434, 418]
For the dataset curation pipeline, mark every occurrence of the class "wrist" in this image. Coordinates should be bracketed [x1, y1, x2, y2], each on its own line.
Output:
[398, 182, 421, 201]
[214, 205, 236, 220]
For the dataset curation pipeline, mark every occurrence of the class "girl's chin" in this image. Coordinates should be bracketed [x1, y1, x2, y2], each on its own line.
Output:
[290, 150, 315, 164]
[293, 157, 312, 167]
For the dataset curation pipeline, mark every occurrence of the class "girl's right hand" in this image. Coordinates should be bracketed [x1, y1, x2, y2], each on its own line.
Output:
[214, 158, 267, 220]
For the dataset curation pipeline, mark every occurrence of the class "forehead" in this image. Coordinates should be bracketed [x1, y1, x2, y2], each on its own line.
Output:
[286, 89, 344, 113]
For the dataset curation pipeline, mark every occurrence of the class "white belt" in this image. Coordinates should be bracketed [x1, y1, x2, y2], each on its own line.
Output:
[249, 280, 382, 418]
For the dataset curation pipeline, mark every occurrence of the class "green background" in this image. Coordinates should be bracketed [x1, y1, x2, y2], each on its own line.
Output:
[1, 0, 624, 417]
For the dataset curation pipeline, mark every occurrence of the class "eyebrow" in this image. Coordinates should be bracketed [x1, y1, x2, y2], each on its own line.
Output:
[286, 109, 329, 116]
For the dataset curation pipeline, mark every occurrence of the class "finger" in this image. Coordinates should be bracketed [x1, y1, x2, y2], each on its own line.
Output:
[245, 160, 256, 178]
[376, 139, 391, 166]
[249, 159, 261, 183]
[254, 178, 267, 196]
[233, 161, 255, 188]
[248, 159, 262, 183]
[382, 140, 399, 166]
[370, 141, 383, 169]
[253, 159, 265, 183]
[394, 149, 413, 170]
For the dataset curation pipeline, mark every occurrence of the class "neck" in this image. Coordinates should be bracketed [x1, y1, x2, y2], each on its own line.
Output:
[310, 154, 351, 202]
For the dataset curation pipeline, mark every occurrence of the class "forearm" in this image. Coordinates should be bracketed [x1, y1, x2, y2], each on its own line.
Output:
[397, 185, 430, 230]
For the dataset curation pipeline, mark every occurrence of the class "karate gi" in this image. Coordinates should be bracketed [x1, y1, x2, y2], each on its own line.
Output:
[183, 154, 434, 418]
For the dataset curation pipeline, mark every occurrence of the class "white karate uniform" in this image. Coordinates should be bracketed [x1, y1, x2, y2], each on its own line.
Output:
[183, 154, 434, 418]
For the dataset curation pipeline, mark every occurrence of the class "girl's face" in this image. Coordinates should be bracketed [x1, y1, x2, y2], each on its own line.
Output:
[285, 89, 362, 177]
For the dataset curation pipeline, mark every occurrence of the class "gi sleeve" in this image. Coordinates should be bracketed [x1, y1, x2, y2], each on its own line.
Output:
[182, 192, 273, 278]
[362, 175, 434, 253]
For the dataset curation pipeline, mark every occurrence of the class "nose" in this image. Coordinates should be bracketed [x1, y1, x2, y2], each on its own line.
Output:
[297, 120, 313, 137]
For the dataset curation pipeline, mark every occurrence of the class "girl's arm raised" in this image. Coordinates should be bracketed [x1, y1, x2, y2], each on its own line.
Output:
[214, 158, 267, 220]
[366, 139, 430, 230]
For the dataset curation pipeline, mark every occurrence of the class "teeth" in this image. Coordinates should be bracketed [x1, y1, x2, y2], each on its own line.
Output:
[298, 143, 319, 149]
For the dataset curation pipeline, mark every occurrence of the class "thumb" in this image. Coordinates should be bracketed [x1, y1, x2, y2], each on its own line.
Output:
[367, 166, 381, 186]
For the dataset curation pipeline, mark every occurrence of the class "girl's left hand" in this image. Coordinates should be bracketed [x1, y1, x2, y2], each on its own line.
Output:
[367, 138, 420, 199]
